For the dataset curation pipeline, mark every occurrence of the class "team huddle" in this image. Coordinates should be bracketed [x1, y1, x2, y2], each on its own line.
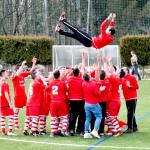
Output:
[0, 53, 139, 138]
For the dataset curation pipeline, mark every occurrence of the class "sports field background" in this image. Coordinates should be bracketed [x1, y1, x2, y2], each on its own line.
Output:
[0, 79, 150, 150]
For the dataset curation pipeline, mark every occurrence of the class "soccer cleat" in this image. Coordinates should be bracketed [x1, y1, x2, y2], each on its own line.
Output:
[99, 133, 105, 137]
[61, 131, 70, 137]
[39, 131, 48, 136]
[90, 130, 100, 138]
[70, 130, 75, 136]
[55, 23, 61, 32]
[84, 133, 93, 138]
[23, 130, 29, 136]
[7, 131, 16, 136]
[1, 132, 7, 136]
[30, 131, 38, 136]
[113, 132, 122, 137]
[133, 127, 138, 132]
[124, 128, 133, 134]
[80, 132, 84, 137]
[59, 11, 66, 22]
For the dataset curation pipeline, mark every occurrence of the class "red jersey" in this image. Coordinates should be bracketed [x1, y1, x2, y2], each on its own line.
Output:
[109, 75, 121, 101]
[121, 74, 139, 101]
[67, 76, 83, 100]
[82, 81, 99, 104]
[97, 78, 111, 102]
[92, 18, 114, 49]
[0, 81, 11, 107]
[27, 80, 44, 106]
[12, 72, 31, 97]
[49, 79, 67, 102]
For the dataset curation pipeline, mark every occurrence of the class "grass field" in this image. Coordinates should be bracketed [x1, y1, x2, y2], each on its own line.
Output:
[0, 80, 150, 150]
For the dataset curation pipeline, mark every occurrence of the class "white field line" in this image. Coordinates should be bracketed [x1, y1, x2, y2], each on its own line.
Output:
[0, 137, 150, 149]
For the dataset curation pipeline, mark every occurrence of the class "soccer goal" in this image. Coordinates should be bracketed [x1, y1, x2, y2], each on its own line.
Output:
[52, 45, 121, 70]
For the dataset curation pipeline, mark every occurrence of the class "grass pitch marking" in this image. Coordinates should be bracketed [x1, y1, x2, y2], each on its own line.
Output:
[0, 137, 150, 149]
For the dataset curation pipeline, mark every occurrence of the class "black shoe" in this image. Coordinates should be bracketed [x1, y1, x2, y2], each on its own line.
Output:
[55, 132, 65, 137]
[133, 127, 138, 132]
[23, 130, 29, 136]
[30, 132, 38, 136]
[124, 128, 133, 133]
[76, 129, 81, 134]
[35, 130, 39, 135]
[70, 130, 75, 136]
[39, 131, 47, 136]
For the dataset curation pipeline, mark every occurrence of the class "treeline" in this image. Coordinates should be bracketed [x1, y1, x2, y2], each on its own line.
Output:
[0, 0, 149, 45]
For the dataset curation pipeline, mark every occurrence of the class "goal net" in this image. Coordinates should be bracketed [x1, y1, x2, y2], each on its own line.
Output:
[52, 45, 121, 70]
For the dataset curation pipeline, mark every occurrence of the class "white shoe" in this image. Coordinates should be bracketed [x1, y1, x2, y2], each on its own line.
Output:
[7, 132, 16, 136]
[91, 130, 100, 138]
[84, 133, 93, 138]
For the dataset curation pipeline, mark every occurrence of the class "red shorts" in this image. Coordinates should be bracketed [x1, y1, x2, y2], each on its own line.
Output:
[0, 107, 14, 116]
[40, 104, 50, 116]
[26, 106, 40, 117]
[14, 96, 27, 108]
[107, 100, 121, 116]
[50, 102, 69, 117]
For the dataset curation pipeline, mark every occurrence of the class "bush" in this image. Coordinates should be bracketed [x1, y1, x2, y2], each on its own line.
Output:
[120, 35, 150, 67]
[0, 35, 54, 65]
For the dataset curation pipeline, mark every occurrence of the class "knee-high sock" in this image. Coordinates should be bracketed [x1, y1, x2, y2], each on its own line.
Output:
[106, 113, 115, 133]
[112, 117, 121, 133]
[8, 115, 14, 132]
[39, 116, 46, 132]
[62, 115, 69, 132]
[1, 116, 6, 133]
[50, 117, 59, 134]
[31, 117, 39, 134]
[14, 112, 19, 129]
[58, 117, 63, 132]
[24, 116, 31, 131]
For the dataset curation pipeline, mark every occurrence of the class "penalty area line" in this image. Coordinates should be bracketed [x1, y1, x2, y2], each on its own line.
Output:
[0, 137, 150, 149]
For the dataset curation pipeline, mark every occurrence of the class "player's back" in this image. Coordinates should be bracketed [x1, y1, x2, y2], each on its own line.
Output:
[49, 79, 67, 102]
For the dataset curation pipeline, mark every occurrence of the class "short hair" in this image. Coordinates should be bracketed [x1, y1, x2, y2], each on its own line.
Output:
[53, 70, 60, 79]
[31, 69, 37, 80]
[100, 70, 106, 80]
[83, 73, 90, 82]
[0, 69, 6, 77]
[109, 27, 116, 35]
[73, 68, 80, 76]
[15, 63, 21, 71]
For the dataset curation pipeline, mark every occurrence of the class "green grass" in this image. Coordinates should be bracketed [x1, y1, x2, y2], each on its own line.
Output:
[0, 80, 150, 150]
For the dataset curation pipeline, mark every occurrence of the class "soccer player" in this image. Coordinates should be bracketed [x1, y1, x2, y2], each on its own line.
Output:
[97, 70, 111, 136]
[49, 70, 69, 137]
[39, 78, 50, 135]
[67, 68, 85, 136]
[24, 69, 45, 136]
[12, 57, 37, 130]
[0, 69, 15, 135]
[82, 73, 102, 138]
[103, 57, 122, 137]
[120, 67, 139, 133]
[55, 12, 116, 49]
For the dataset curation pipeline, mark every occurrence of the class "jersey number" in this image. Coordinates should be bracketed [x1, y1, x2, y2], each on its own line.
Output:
[52, 86, 58, 95]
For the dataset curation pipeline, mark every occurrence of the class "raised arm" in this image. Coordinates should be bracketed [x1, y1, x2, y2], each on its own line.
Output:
[109, 13, 116, 27]
[101, 13, 112, 34]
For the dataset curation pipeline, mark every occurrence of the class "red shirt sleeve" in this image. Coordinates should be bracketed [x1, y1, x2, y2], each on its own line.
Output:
[100, 18, 109, 34]
[130, 76, 139, 89]
[21, 72, 31, 77]
[110, 21, 114, 27]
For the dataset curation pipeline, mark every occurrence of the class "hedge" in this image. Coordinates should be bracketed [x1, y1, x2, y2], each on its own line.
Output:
[0, 35, 54, 65]
[120, 35, 150, 67]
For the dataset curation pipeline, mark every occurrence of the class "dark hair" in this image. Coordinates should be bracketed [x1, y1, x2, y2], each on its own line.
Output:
[100, 70, 106, 80]
[113, 65, 117, 72]
[31, 69, 37, 80]
[83, 73, 90, 82]
[0, 69, 6, 77]
[120, 69, 125, 78]
[73, 68, 80, 77]
[15, 63, 21, 71]
[109, 27, 116, 35]
[53, 70, 60, 79]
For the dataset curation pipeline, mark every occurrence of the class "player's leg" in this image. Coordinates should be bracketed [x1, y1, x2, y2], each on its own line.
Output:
[39, 116, 47, 135]
[7, 115, 15, 135]
[99, 102, 107, 136]
[133, 100, 138, 131]
[1, 115, 6, 135]
[14, 108, 20, 130]
[91, 104, 102, 138]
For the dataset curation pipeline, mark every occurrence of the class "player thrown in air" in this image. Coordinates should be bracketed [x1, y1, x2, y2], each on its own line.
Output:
[55, 11, 116, 49]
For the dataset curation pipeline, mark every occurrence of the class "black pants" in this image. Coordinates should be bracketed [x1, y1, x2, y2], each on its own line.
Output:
[59, 20, 92, 47]
[131, 63, 141, 80]
[69, 100, 85, 133]
[91, 102, 107, 133]
[126, 99, 137, 129]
